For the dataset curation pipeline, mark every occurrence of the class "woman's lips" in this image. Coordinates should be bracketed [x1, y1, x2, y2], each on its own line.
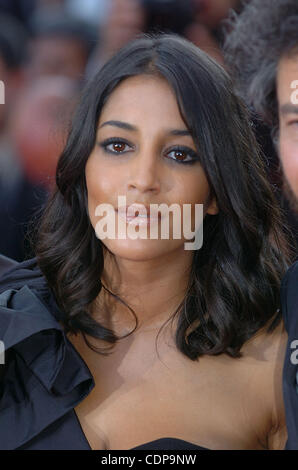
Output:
[116, 205, 161, 226]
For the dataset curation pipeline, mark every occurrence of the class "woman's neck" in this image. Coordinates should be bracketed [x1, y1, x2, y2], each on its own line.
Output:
[92, 248, 194, 334]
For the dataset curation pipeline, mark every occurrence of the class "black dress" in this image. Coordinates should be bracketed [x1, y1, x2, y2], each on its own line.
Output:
[0, 257, 209, 450]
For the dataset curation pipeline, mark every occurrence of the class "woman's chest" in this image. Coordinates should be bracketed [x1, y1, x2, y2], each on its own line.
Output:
[70, 331, 272, 450]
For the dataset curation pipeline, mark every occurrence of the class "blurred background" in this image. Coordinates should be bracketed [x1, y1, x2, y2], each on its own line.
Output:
[0, 0, 288, 263]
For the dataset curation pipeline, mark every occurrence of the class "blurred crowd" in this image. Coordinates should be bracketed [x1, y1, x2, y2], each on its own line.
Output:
[0, 0, 295, 262]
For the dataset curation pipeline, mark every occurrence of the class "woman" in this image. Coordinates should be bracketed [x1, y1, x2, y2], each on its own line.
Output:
[0, 33, 294, 450]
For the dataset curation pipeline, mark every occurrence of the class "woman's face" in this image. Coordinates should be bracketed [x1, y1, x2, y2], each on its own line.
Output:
[85, 74, 217, 261]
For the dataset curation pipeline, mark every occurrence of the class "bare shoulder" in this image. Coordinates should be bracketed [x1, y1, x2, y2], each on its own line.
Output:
[241, 314, 288, 364]
[242, 316, 288, 449]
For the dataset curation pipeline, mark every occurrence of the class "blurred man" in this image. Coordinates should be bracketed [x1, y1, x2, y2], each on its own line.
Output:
[224, 0, 298, 215]
[0, 14, 27, 131]
[11, 76, 79, 190]
[0, 74, 79, 262]
[224, 0, 298, 450]
[186, 0, 241, 63]
[25, 11, 97, 81]
[0, 13, 48, 262]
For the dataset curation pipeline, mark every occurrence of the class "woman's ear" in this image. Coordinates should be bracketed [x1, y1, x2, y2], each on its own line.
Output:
[206, 196, 218, 215]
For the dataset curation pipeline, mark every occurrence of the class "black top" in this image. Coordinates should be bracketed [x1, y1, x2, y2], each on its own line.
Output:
[0, 257, 297, 450]
[0, 257, 209, 451]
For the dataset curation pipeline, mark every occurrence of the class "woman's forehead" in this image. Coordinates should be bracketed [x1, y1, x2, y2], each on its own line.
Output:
[98, 75, 187, 129]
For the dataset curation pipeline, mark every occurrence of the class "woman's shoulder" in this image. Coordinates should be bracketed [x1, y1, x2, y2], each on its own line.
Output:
[0, 256, 95, 449]
[240, 316, 288, 389]
[242, 263, 298, 450]
[237, 317, 288, 449]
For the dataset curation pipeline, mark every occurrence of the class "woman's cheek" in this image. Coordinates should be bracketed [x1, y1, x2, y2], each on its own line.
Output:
[86, 164, 121, 228]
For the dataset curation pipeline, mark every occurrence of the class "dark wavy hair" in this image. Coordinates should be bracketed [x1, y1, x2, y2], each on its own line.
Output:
[31, 32, 293, 361]
[223, 0, 298, 138]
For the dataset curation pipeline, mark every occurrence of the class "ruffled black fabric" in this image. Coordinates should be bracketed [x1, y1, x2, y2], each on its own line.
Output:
[0, 256, 63, 322]
[280, 261, 298, 450]
[0, 257, 95, 449]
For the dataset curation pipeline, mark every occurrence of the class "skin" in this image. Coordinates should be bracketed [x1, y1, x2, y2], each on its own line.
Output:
[277, 54, 298, 209]
[67, 74, 288, 450]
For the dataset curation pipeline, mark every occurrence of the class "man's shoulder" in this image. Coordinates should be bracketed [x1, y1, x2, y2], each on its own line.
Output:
[282, 261, 298, 283]
[280, 262, 298, 334]
[279, 263, 298, 450]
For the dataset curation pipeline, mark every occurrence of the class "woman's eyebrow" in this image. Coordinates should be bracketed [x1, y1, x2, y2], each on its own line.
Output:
[99, 120, 137, 131]
[170, 129, 191, 136]
[98, 119, 191, 136]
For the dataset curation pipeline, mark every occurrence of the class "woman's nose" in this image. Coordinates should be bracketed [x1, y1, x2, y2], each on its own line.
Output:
[126, 147, 161, 194]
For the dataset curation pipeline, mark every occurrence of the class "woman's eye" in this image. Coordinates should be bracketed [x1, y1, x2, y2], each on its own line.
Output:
[166, 148, 198, 164]
[98, 139, 131, 154]
[109, 142, 128, 152]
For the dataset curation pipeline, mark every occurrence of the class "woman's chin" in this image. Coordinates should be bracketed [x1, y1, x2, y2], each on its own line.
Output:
[100, 238, 184, 261]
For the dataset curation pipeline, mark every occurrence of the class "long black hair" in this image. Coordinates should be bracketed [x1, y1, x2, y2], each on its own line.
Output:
[31, 32, 293, 360]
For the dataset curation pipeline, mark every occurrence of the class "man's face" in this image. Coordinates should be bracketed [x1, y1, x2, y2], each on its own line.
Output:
[277, 53, 298, 212]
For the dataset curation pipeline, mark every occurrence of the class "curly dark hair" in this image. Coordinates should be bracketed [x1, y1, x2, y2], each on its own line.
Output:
[29, 32, 293, 361]
[223, 0, 298, 134]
